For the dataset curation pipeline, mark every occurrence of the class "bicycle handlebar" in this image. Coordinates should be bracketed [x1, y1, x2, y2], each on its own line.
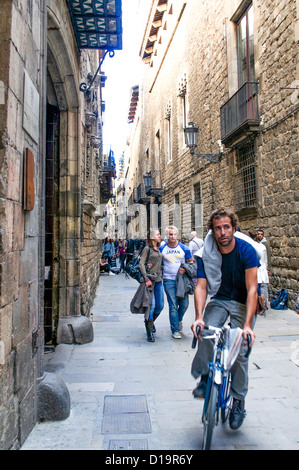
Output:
[245, 334, 252, 358]
[191, 325, 208, 349]
[192, 325, 253, 357]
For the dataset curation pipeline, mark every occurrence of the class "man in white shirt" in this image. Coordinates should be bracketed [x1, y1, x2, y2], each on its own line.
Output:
[160, 226, 193, 338]
[189, 231, 204, 260]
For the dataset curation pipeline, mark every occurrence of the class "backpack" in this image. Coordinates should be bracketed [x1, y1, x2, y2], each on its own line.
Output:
[124, 247, 150, 283]
[270, 289, 288, 310]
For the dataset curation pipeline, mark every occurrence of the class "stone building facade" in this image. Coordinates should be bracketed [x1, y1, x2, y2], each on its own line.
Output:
[0, 0, 119, 450]
[126, 0, 298, 301]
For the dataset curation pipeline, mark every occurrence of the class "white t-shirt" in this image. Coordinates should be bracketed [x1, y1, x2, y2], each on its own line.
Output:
[159, 242, 192, 280]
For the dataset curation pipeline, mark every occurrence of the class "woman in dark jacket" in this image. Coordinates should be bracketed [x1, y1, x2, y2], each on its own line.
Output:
[139, 229, 164, 342]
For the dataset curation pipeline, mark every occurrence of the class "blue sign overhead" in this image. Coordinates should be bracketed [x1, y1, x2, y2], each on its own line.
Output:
[67, 0, 122, 50]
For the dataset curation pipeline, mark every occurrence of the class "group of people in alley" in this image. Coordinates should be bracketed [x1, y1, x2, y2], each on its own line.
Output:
[100, 207, 271, 431]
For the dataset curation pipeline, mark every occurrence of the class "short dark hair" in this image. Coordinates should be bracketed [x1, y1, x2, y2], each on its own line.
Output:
[208, 207, 239, 232]
[248, 229, 259, 240]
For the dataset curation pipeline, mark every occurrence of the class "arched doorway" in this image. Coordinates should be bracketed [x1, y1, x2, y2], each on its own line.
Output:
[45, 6, 93, 345]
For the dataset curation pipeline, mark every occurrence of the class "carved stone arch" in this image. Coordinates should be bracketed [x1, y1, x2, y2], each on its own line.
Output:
[47, 7, 80, 111]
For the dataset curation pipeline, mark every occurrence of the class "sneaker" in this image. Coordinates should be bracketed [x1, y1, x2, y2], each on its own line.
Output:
[229, 398, 246, 430]
[109, 271, 115, 276]
[192, 375, 208, 399]
[172, 331, 181, 339]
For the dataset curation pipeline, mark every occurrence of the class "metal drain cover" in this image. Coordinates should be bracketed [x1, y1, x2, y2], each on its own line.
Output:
[104, 395, 148, 414]
[109, 439, 148, 450]
[102, 413, 152, 434]
[102, 395, 152, 434]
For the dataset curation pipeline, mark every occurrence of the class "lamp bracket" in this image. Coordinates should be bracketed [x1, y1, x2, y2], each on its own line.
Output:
[80, 50, 115, 93]
[191, 150, 222, 163]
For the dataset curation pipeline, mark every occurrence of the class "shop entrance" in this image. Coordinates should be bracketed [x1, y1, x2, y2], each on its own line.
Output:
[44, 103, 60, 345]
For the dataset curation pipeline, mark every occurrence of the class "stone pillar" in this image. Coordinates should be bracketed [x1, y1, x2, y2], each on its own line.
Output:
[56, 110, 93, 344]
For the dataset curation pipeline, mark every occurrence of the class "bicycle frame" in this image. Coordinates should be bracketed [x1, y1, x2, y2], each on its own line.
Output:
[201, 326, 231, 425]
[192, 323, 251, 450]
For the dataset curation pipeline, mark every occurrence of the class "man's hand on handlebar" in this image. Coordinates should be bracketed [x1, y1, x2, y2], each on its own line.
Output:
[191, 319, 205, 342]
[242, 325, 255, 348]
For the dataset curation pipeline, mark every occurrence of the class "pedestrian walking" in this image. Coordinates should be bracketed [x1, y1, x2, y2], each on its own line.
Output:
[249, 229, 269, 312]
[102, 237, 115, 266]
[189, 231, 204, 260]
[160, 226, 193, 339]
[126, 235, 135, 265]
[139, 229, 164, 342]
[118, 238, 127, 272]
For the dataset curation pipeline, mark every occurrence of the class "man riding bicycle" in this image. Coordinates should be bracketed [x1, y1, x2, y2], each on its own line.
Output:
[191, 207, 260, 430]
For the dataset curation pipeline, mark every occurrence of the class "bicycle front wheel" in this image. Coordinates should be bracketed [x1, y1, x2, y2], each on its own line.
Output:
[202, 382, 219, 450]
[221, 374, 232, 424]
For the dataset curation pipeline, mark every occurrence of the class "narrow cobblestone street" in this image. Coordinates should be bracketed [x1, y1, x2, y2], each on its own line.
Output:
[22, 273, 299, 451]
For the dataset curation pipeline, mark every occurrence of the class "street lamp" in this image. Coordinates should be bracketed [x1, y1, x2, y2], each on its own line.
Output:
[184, 122, 223, 163]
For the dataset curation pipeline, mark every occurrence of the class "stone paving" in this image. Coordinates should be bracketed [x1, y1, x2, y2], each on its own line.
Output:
[22, 273, 299, 450]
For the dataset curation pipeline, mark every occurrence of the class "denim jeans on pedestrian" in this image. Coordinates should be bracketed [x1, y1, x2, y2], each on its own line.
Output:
[163, 279, 189, 333]
[148, 281, 164, 320]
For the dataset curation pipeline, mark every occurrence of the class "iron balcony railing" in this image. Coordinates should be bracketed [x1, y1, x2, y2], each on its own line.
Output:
[220, 82, 260, 145]
[144, 170, 164, 197]
[137, 183, 150, 203]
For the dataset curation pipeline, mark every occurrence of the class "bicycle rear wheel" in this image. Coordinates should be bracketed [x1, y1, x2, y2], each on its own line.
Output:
[202, 381, 219, 450]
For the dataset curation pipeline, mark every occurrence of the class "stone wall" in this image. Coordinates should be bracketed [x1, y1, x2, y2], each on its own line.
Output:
[0, 0, 104, 450]
[0, 0, 46, 449]
[129, 0, 299, 302]
[81, 211, 101, 316]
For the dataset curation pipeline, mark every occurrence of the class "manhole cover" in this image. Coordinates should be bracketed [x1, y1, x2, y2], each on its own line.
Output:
[102, 413, 152, 434]
[109, 439, 148, 450]
[102, 395, 151, 434]
[104, 395, 148, 414]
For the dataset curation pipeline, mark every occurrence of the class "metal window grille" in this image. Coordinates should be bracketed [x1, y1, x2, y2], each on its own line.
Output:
[234, 141, 257, 211]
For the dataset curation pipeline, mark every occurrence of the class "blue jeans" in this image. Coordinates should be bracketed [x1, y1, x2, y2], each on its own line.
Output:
[163, 280, 189, 333]
[148, 281, 164, 320]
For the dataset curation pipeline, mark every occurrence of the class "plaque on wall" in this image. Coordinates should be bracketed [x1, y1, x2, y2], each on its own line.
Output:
[23, 70, 40, 144]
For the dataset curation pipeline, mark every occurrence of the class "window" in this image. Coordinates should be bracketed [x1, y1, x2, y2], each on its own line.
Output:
[165, 114, 172, 163]
[192, 183, 203, 234]
[236, 3, 255, 86]
[179, 93, 187, 150]
[164, 101, 172, 163]
[155, 130, 161, 170]
[178, 74, 188, 151]
[234, 139, 257, 211]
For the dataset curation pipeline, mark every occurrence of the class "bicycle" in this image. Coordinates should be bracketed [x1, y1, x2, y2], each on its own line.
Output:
[192, 324, 251, 450]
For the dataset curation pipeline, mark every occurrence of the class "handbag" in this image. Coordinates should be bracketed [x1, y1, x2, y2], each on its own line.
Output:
[125, 247, 150, 283]
[270, 289, 288, 310]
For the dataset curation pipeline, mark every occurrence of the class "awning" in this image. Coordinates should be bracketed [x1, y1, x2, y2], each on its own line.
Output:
[66, 0, 122, 50]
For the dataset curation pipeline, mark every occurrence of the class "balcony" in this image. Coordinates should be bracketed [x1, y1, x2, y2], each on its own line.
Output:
[128, 189, 137, 207]
[220, 82, 260, 147]
[136, 183, 150, 204]
[144, 170, 164, 198]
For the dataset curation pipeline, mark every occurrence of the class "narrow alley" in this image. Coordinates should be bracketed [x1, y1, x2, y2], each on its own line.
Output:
[22, 273, 299, 451]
